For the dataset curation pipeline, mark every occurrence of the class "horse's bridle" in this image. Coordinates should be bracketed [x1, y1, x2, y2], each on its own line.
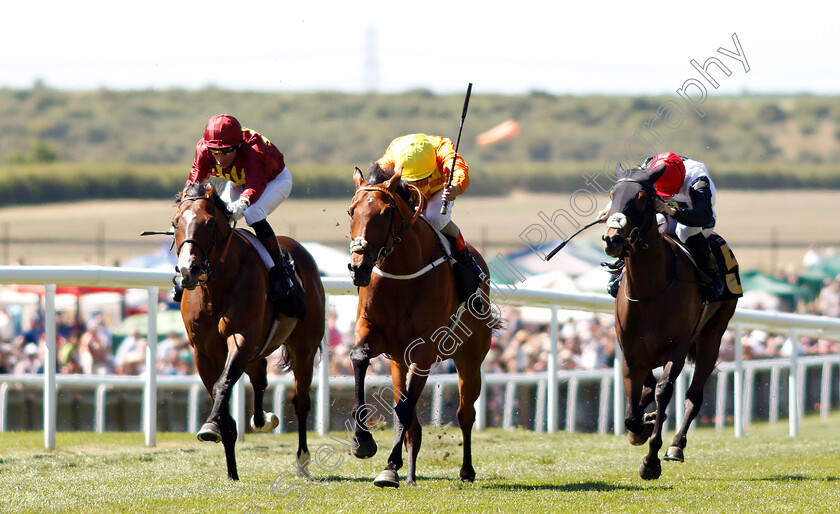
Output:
[349, 185, 425, 268]
[175, 196, 235, 285]
[608, 177, 661, 251]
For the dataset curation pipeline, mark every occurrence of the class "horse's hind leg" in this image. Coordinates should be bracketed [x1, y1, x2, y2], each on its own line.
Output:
[666, 309, 732, 462]
[453, 355, 483, 483]
[246, 358, 279, 433]
[288, 341, 315, 479]
[640, 358, 685, 481]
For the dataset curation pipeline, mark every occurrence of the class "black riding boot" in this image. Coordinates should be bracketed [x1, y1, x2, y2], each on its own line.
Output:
[254, 221, 305, 318]
[455, 246, 486, 282]
[685, 233, 724, 301]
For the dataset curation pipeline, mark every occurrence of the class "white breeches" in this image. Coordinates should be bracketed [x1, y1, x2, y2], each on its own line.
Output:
[423, 189, 453, 231]
[221, 168, 293, 225]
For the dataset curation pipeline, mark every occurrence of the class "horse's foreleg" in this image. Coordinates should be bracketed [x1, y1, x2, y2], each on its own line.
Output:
[350, 344, 377, 459]
[623, 361, 649, 446]
[375, 364, 428, 488]
[200, 338, 248, 481]
[640, 359, 683, 481]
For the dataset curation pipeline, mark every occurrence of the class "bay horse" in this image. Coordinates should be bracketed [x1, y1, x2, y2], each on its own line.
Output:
[602, 163, 738, 480]
[347, 165, 498, 487]
[172, 181, 325, 480]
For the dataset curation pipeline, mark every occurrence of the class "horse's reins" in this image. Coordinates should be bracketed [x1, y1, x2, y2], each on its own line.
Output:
[176, 196, 240, 285]
[614, 177, 662, 251]
[612, 177, 679, 303]
[350, 184, 425, 269]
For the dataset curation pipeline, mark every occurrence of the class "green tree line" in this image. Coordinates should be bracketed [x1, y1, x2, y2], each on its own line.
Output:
[1, 86, 838, 204]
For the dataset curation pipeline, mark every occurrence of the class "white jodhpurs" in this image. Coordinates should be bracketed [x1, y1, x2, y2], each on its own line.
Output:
[221, 168, 293, 225]
[423, 189, 453, 231]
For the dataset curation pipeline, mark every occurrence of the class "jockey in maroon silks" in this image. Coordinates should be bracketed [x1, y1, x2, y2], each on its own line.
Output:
[173, 114, 303, 318]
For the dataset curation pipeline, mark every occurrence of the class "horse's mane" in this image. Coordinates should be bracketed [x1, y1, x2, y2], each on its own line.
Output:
[176, 181, 232, 221]
[366, 162, 417, 209]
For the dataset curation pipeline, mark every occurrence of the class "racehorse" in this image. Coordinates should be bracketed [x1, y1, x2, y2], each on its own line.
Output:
[346, 164, 498, 487]
[602, 163, 738, 480]
[172, 181, 325, 480]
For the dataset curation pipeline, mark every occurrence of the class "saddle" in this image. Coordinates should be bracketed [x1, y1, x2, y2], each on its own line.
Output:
[238, 229, 307, 318]
[419, 217, 484, 309]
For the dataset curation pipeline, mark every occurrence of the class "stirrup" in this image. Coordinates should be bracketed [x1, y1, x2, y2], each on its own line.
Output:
[601, 259, 624, 274]
[269, 265, 295, 301]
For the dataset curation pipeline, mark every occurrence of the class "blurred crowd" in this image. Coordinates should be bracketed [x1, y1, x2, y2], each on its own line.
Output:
[2, 245, 840, 378]
[0, 306, 195, 376]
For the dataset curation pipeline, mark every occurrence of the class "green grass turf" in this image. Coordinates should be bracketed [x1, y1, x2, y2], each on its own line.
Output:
[1, 413, 839, 513]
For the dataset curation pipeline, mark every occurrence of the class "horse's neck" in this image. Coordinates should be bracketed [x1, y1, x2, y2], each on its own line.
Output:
[376, 222, 439, 275]
[624, 234, 673, 295]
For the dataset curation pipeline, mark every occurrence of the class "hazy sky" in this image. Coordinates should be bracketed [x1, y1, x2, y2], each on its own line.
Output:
[3, 1, 837, 96]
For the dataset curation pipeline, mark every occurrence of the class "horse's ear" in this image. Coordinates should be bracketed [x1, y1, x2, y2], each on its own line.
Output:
[384, 168, 402, 190]
[205, 183, 215, 197]
[647, 163, 667, 185]
[614, 162, 627, 178]
[353, 166, 368, 188]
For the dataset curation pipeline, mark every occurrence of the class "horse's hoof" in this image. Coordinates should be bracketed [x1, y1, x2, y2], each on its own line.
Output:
[644, 412, 657, 422]
[373, 469, 400, 488]
[250, 412, 280, 432]
[197, 422, 222, 443]
[639, 461, 662, 480]
[664, 446, 685, 462]
[352, 437, 378, 459]
[627, 431, 648, 446]
[296, 450, 311, 479]
[460, 467, 476, 483]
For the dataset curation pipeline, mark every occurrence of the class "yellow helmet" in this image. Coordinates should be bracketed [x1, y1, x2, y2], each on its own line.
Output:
[394, 134, 437, 182]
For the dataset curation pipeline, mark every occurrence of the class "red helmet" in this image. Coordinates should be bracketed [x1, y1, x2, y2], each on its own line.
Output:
[203, 114, 242, 148]
[650, 152, 686, 197]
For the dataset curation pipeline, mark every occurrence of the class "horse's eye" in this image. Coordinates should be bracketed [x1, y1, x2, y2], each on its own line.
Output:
[347, 209, 352, 217]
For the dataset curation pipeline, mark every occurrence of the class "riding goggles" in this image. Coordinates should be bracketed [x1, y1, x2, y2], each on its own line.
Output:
[210, 145, 238, 155]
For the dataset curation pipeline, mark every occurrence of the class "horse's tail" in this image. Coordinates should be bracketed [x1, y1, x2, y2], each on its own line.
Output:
[488, 311, 507, 335]
[274, 345, 293, 374]
[686, 340, 698, 363]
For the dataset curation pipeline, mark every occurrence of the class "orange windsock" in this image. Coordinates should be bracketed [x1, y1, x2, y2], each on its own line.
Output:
[476, 119, 520, 146]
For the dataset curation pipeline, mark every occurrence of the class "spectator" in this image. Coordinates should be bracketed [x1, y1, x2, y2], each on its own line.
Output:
[114, 329, 146, 375]
[802, 244, 825, 268]
[817, 276, 840, 317]
[14, 343, 42, 374]
[58, 329, 82, 374]
[78, 321, 114, 374]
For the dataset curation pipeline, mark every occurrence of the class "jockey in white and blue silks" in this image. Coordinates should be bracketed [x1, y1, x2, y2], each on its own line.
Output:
[648, 152, 724, 300]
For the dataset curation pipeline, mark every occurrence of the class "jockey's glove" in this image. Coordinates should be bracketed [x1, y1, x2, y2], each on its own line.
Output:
[228, 199, 250, 221]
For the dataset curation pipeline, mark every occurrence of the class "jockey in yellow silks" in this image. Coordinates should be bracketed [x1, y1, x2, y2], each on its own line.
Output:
[377, 133, 484, 280]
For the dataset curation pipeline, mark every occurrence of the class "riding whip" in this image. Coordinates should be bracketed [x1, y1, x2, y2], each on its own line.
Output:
[441, 82, 473, 215]
[545, 218, 603, 261]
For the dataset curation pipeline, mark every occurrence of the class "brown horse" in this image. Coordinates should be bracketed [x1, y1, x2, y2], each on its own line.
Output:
[346, 165, 497, 487]
[173, 181, 325, 480]
[602, 163, 738, 480]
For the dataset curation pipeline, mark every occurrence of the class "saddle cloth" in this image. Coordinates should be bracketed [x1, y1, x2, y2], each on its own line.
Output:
[671, 233, 744, 302]
[236, 229, 274, 270]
